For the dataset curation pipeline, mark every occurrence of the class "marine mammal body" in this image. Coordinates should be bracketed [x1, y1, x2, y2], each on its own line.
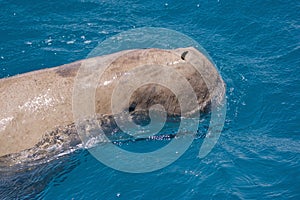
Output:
[0, 47, 225, 159]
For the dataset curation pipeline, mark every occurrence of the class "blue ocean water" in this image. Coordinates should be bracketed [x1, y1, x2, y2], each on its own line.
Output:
[0, 0, 299, 199]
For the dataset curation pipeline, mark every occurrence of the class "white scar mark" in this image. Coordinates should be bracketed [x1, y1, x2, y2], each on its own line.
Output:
[0, 117, 14, 132]
[102, 75, 117, 86]
[166, 59, 185, 65]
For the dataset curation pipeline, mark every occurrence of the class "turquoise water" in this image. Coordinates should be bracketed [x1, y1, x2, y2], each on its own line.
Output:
[1, 0, 299, 199]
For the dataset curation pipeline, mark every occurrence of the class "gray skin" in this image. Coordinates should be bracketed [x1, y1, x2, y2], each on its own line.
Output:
[0, 47, 225, 160]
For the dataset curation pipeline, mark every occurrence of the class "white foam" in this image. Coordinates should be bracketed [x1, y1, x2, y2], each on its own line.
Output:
[66, 40, 75, 44]
[84, 40, 92, 44]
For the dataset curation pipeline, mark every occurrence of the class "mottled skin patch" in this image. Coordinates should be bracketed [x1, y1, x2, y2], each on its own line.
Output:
[55, 61, 81, 77]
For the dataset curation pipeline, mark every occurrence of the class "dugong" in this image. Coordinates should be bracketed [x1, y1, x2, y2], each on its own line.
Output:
[0, 47, 225, 160]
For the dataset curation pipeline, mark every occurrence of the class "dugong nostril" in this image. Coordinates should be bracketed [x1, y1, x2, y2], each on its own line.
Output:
[181, 51, 188, 60]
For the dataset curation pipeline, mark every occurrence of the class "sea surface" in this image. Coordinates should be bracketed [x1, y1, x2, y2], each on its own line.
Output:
[0, 0, 299, 199]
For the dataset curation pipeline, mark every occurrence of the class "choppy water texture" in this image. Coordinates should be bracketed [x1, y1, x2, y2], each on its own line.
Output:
[0, 0, 299, 199]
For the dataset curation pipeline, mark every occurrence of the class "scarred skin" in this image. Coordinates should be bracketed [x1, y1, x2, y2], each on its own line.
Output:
[0, 47, 225, 157]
